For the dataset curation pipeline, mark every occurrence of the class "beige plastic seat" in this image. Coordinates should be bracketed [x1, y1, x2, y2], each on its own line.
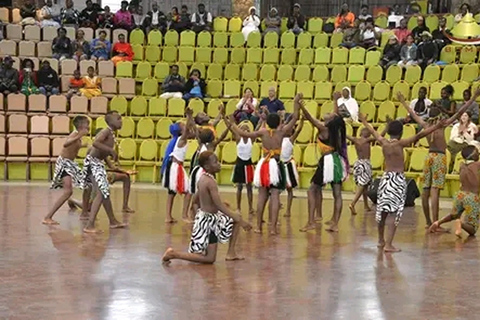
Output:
[7, 136, 28, 160]
[80, 60, 96, 75]
[7, 93, 26, 113]
[101, 77, 117, 97]
[18, 41, 36, 57]
[8, 114, 28, 135]
[28, 94, 47, 113]
[0, 40, 17, 56]
[29, 137, 51, 161]
[112, 29, 128, 43]
[51, 115, 71, 135]
[78, 27, 94, 41]
[11, 56, 20, 70]
[37, 41, 53, 58]
[42, 26, 58, 41]
[49, 95, 68, 113]
[118, 78, 136, 98]
[24, 25, 41, 42]
[69, 95, 89, 114]
[60, 59, 78, 75]
[98, 60, 114, 77]
[65, 27, 76, 40]
[12, 9, 21, 24]
[0, 136, 5, 160]
[30, 57, 40, 70]
[29, 115, 50, 135]
[52, 137, 68, 157]
[60, 75, 71, 93]
[0, 8, 10, 23]
[6, 24, 22, 42]
[0, 113, 5, 133]
[90, 96, 108, 114]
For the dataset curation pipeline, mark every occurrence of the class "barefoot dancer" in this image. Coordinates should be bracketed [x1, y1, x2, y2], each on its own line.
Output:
[358, 113, 445, 252]
[299, 92, 348, 232]
[161, 109, 196, 223]
[224, 94, 301, 234]
[398, 89, 480, 229]
[42, 116, 90, 225]
[347, 127, 375, 215]
[162, 151, 252, 264]
[281, 115, 304, 217]
[429, 146, 480, 238]
[83, 111, 127, 233]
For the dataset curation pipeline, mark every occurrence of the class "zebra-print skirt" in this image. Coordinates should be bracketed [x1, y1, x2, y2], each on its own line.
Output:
[376, 171, 407, 226]
[188, 209, 234, 254]
[82, 155, 110, 199]
[50, 156, 84, 189]
[189, 165, 205, 194]
[353, 159, 372, 186]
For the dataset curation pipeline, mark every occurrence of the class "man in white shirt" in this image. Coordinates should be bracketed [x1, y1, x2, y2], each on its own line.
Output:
[409, 86, 433, 121]
[143, 2, 166, 33]
[191, 3, 212, 33]
[388, 4, 404, 29]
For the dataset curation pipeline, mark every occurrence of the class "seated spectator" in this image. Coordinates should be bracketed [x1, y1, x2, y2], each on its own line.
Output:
[336, 87, 359, 122]
[437, 84, 455, 116]
[359, 17, 380, 48]
[380, 35, 401, 68]
[176, 5, 192, 32]
[455, 3, 470, 23]
[234, 88, 259, 126]
[398, 34, 417, 68]
[19, 59, 39, 96]
[20, 0, 38, 26]
[114, 1, 134, 30]
[388, 4, 404, 28]
[242, 7, 260, 41]
[160, 65, 185, 99]
[0, 57, 19, 95]
[60, 0, 80, 27]
[79, 66, 101, 98]
[143, 2, 167, 34]
[406, 2, 422, 14]
[432, 16, 451, 51]
[72, 29, 90, 61]
[40, 0, 61, 28]
[191, 3, 212, 33]
[98, 6, 115, 29]
[334, 3, 355, 32]
[358, 4, 372, 24]
[79, 0, 99, 28]
[132, 6, 144, 28]
[456, 89, 479, 124]
[52, 28, 72, 61]
[339, 19, 361, 48]
[167, 7, 180, 30]
[417, 31, 438, 70]
[111, 34, 133, 66]
[411, 16, 429, 43]
[67, 69, 84, 99]
[287, 3, 305, 35]
[259, 87, 285, 117]
[408, 87, 432, 122]
[263, 8, 281, 36]
[448, 112, 479, 162]
[90, 30, 111, 61]
[183, 69, 206, 101]
[38, 60, 59, 96]
[394, 18, 411, 44]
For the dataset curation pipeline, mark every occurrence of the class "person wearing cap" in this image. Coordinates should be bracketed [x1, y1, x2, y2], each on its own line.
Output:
[263, 7, 281, 36]
[191, 3, 212, 33]
[334, 3, 355, 32]
[0, 57, 19, 95]
[114, 1, 134, 30]
[417, 31, 438, 70]
[411, 15, 430, 43]
[242, 7, 260, 41]
[52, 27, 73, 61]
[287, 3, 305, 35]
[380, 35, 401, 68]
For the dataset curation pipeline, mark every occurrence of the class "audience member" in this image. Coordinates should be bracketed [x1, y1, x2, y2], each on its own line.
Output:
[111, 34, 133, 65]
[38, 60, 60, 96]
[411, 16, 430, 43]
[287, 3, 305, 35]
[394, 18, 410, 44]
[72, 29, 90, 61]
[19, 59, 39, 96]
[334, 3, 355, 32]
[143, 2, 167, 33]
[60, 0, 80, 27]
[358, 5, 372, 23]
[0, 57, 19, 94]
[457, 89, 479, 124]
[160, 65, 185, 99]
[40, 0, 61, 28]
[259, 87, 285, 116]
[183, 69, 206, 101]
[359, 17, 380, 48]
[67, 69, 84, 99]
[263, 8, 281, 36]
[98, 6, 115, 29]
[114, 1, 134, 30]
[79, 66, 101, 98]
[234, 88, 258, 126]
[455, 3, 470, 23]
[340, 19, 361, 48]
[20, 0, 38, 26]
[380, 35, 401, 68]
[176, 5, 192, 32]
[167, 7, 180, 30]
[437, 84, 455, 116]
[132, 6, 144, 28]
[80, 0, 99, 28]
[417, 31, 438, 70]
[52, 28, 72, 61]
[407, 87, 432, 122]
[90, 30, 111, 61]
[432, 16, 452, 51]
[388, 4, 404, 28]
[191, 3, 212, 33]
[448, 112, 479, 162]
[242, 7, 260, 41]
[398, 34, 417, 68]
[337, 87, 359, 122]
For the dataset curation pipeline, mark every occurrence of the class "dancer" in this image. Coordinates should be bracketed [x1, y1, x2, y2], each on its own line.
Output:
[347, 127, 375, 215]
[42, 116, 90, 225]
[397, 89, 480, 229]
[358, 113, 445, 252]
[299, 92, 348, 232]
[224, 93, 301, 234]
[281, 115, 304, 217]
[429, 146, 480, 238]
[161, 108, 196, 223]
[83, 111, 127, 233]
[162, 151, 252, 264]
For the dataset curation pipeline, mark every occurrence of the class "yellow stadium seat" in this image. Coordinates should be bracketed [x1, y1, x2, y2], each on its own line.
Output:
[225, 99, 239, 115]
[425, 15, 439, 31]
[297, 32, 312, 49]
[147, 29, 162, 46]
[196, 30, 211, 47]
[228, 17, 242, 32]
[156, 118, 173, 139]
[297, 81, 314, 99]
[297, 121, 313, 143]
[347, 65, 365, 84]
[330, 32, 343, 48]
[298, 48, 314, 65]
[386, 64, 402, 85]
[441, 64, 459, 83]
[277, 65, 294, 81]
[404, 65, 422, 84]
[472, 82, 480, 102]
[422, 64, 441, 83]
[206, 79, 222, 98]
[118, 117, 135, 138]
[223, 64, 240, 81]
[303, 100, 319, 117]
[281, 48, 297, 65]
[118, 138, 136, 167]
[430, 81, 448, 100]
[131, 44, 144, 63]
[460, 63, 479, 83]
[110, 95, 128, 115]
[280, 31, 295, 48]
[360, 101, 376, 121]
[141, 78, 158, 96]
[334, 81, 351, 93]
[154, 62, 170, 82]
[313, 33, 329, 48]
[459, 46, 477, 64]
[213, 32, 228, 47]
[178, 46, 195, 64]
[135, 139, 158, 183]
[331, 65, 347, 84]
[312, 65, 329, 82]
[213, 47, 229, 65]
[216, 119, 233, 141]
[373, 81, 391, 102]
[308, 17, 323, 33]
[314, 47, 331, 64]
[452, 81, 470, 100]
[380, 30, 394, 48]
[167, 98, 186, 117]
[206, 99, 223, 118]
[243, 80, 259, 96]
[260, 81, 277, 97]
[348, 46, 366, 64]
[294, 65, 311, 82]
[231, 47, 246, 64]
[407, 16, 417, 30]
[187, 98, 205, 116]
[375, 15, 388, 29]
[439, 45, 456, 64]
[263, 48, 280, 64]
[116, 61, 133, 78]
[260, 64, 276, 81]
[302, 143, 321, 167]
[196, 47, 212, 64]
[365, 49, 382, 66]
[136, 118, 155, 140]
[320, 100, 333, 119]
[246, 48, 263, 64]
[180, 30, 196, 46]
[377, 100, 395, 122]
[315, 81, 332, 101]
[162, 46, 177, 63]
[264, 31, 279, 48]
[207, 63, 223, 80]
[392, 81, 410, 102]
[396, 105, 408, 119]
[177, 62, 189, 78]
[224, 79, 241, 98]
[370, 145, 384, 170]
[135, 61, 152, 81]
[213, 16, 228, 32]
[332, 47, 349, 64]
[130, 28, 145, 46]
[130, 96, 148, 116]
[164, 29, 179, 46]
[354, 80, 372, 101]
[149, 96, 167, 116]
[230, 32, 245, 47]
[246, 31, 261, 48]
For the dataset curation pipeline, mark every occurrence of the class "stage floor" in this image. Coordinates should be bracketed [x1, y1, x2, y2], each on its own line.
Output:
[0, 183, 478, 320]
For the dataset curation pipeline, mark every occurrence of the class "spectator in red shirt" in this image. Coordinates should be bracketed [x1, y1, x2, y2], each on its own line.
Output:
[394, 18, 411, 44]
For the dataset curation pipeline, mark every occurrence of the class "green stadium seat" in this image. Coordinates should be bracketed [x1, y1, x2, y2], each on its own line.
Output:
[460, 63, 479, 82]
[277, 65, 294, 81]
[307, 17, 323, 34]
[246, 31, 261, 48]
[147, 29, 162, 46]
[246, 48, 263, 64]
[354, 80, 371, 101]
[392, 80, 410, 102]
[116, 61, 133, 78]
[224, 63, 240, 80]
[279, 81, 296, 99]
[242, 63, 258, 81]
[314, 81, 332, 101]
[280, 31, 295, 48]
[365, 50, 381, 66]
[231, 47, 246, 64]
[213, 47, 229, 65]
[197, 31, 212, 47]
[207, 63, 223, 80]
[313, 33, 329, 48]
[441, 64, 460, 83]
[178, 46, 195, 64]
[162, 46, 177, 63]
[377, 100, 395, 122]
[294, 65, 311, 82]
[230, 32, 245, 47]
[136, 118, 155, 139]
[260, 64, 276, 81]
[373, 81, 391, 102]
[375, 15, 388, 28]
[141, 78, 158, 96]
[422, 64, 441, 83]
[196, 47, 212, 64]
[263, 48, 280, 64]
[347, 65, 365, 84]
[404, 65, 422, 85]
[330, 32, 343, 48]
[132, 44, 144, 62]
[164, 29, 179, 46]
[206, 79, 222, 98]
[118, 117, 135, 137]
[297, 32, 312, 49]
[145, 45, 161, 64]
[167, 98, 186, 117]
[213, 32, 228, 47]
[360, 100, 376, 121]
[180, 30, 196, 46]
[281, 48, 297, 65]
[298, 48, 314, 65]
[149, 97, 167, 116]
[207, 99, 223, 118]
[332, 47, 349, 64]
[314, 47, 331, 64]
[214, 16, 228, 32]
[264, 31, 279, 48]
[298, 81, 314, 99]
[130, 28, 145, 45]
[224, 79, 241, 98]
[385, 64, 402, 85]
[348, 47, 366, 64]
[331, 65, 347, 84]
[312, 65, 329, 82]
[154, 62, 169, 82]
[135, 61, 152, 81]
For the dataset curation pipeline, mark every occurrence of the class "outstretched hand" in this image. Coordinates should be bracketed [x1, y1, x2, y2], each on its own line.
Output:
[185, 107, 193, 116]
[474, 88, 480, 98]
[332, 91, 342, 100]
[358, 112, 367, 123]
[396, 91, 406, 102]
[294, 92, 304, 103]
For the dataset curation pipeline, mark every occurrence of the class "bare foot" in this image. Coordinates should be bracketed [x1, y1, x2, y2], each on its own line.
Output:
[455, 219, 463, 238]
[364, 206, 372, 212]
[284, 212, 291, 217]
[110, 222, 128, 229]
[122, 207, 135, 213]
[165, 218, 178, 224]
[225, 254, 245, 261]
[299, 223, 316, 232]
[162, 248, 175, 264]
[325, 224, 339, 232]
[314, 216, 323, 223]
[270, 228, 278, 235]
[384, 245, 401, 253]
[254, 228, 262, 234]
[434, 226, 449, 233]
[325, 220, 334, 225]
[349, 203, 357, 215]
[67, 199, 77, 210]
[83, 227, 104, 234]
[249, 208, 255, 216]
[42, 218, 59, 225]
[182, 217, 194, 224]
[377, 241, 385, 248]
[79, 214, 89, 221]
[428, 221, 439, 233]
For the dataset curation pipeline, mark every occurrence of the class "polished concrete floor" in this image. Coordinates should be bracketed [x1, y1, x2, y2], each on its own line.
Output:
[1, 183, 479, 320]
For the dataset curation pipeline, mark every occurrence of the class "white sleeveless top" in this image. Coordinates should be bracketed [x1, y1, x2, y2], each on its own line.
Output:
[170, 139, 187, 162]
[237, 138, 252, 161]
[280, 137, 294, 162]
[199, 144, 208, 153]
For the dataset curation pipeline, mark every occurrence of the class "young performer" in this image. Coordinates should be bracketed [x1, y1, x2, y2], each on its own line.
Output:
[358, 113, 445, 252]
[398, 89, 480, 229]
[224, 94, 301, 234]
[162, 151, 252, 264]
[347, 127, 375, 215]
[161, 108, 196, 223]
[42, 116, 90, 225]
[299, 92, 348, 232]
[83, 111, 127, 233]
[429, 146, 480, 238]
[281, 116, 304, 217]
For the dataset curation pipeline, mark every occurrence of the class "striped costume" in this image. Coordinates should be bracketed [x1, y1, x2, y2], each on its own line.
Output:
[376, 171, 407, 226]
[50, 156, 84, 189]
[232, 138, 254, 184]
[188, 209, 234, 254]
[82, 155, 110, 199]
[281, 137, 299, 189]
[353, 159, 373, 186]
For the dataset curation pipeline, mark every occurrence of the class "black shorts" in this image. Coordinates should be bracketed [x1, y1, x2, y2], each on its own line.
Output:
[208, 232, 218, 244]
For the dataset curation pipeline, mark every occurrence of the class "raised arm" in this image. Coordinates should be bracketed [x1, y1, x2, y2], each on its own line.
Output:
[300, 102, 324, 131]
[213, 126, 230, 148]
[224, 114, 265, 139]
[179, 108, 195, 145]
[281, 93, 302, 135]
[332, 91, 341, 115]
[399, 120, 445, 147]
[212, 104, 224, 127]
[290, 116, 304, 142]
[358, 113, 386, 145]
[444, 89, 480, 126]
[397, 92, 427, 128]
[346, 135, 356, 143]
[63, 129, 88, 148]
